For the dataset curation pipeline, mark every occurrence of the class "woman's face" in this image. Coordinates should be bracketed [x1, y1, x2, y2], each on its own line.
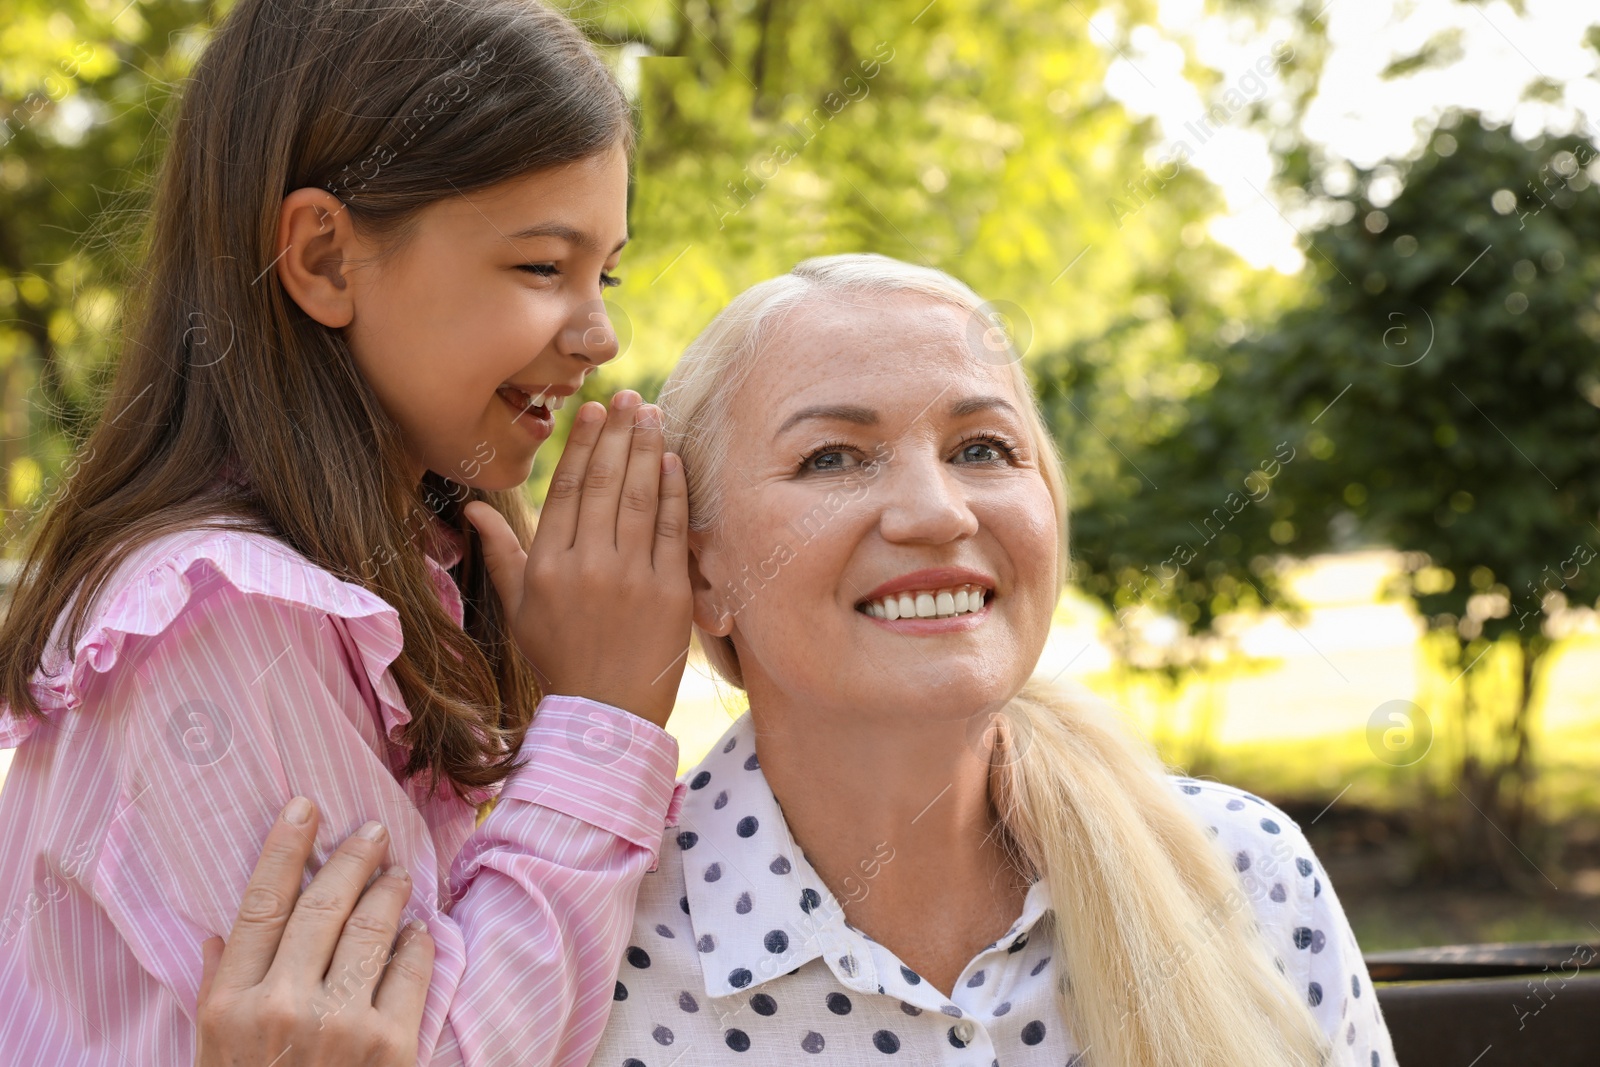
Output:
[342, 145, 630, 489]
[691, 293, 1060, 722]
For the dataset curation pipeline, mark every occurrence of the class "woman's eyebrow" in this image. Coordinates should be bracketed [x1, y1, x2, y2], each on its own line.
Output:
[504, 221, 629, 255]
[775, 395, 1020, 438]
[775, 404, 878, 437]
[950, 395, 1019, 418]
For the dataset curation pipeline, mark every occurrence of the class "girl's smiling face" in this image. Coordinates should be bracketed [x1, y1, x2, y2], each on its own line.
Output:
[690, 294, 1061, 721]
[283, 144, 630, 489]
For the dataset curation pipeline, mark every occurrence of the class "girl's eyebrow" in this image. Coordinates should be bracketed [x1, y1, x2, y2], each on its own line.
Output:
[504, 221, 629, 255]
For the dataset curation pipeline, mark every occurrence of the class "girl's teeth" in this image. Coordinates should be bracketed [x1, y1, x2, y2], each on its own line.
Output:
[502, 386, 568, 413]
[862, 584, 989, 621]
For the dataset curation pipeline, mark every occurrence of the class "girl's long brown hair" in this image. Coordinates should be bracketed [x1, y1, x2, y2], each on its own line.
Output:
[0, 0, 635, 797]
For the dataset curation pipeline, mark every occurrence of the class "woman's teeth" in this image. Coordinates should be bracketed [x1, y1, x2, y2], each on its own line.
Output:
[499, 385, 566, 412]
[860, 584, 988, 621]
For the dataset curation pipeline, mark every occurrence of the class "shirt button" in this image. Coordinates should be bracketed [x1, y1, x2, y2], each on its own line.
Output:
[953, 1021, 976, 1044]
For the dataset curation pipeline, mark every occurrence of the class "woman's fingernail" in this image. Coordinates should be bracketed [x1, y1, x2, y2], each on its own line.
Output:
[577, 401, 604, 424]
[283, 797, 313, 825]
[636, 404, 660, 427]
[357, 820, 387, 843]
[388, 865, 410, 883]
[662, 452, 680, 474]
[613, 390, 640, 410]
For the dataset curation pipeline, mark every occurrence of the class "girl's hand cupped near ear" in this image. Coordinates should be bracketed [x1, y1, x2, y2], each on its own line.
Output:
[465, 390, 692, 728]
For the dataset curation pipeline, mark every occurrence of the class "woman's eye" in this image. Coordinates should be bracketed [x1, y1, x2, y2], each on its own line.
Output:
[800, 445, 862, 473]
[954, 437, 1014, 464]
[516, 263, 558, 278]
[600, 272, 622, 289]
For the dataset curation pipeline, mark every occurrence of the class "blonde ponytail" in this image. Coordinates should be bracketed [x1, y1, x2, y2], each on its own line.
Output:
[658, 253, 1340, 1067]
[992, 679, 1336, 1066]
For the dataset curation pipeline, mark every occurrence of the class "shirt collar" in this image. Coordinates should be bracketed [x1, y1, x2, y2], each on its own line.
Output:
[674, 712, 1056, 1001]
[203, 458, 466, 626]
[675, 712, 861, 998]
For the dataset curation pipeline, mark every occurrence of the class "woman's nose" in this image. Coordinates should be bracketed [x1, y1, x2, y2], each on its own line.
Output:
[876, 455, 980, 544]
[561, 298, 621, 367]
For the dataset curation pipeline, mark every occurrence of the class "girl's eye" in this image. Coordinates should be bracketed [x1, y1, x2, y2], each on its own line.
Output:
[798, 442, 864, 473]
[516, 264, 622, 289]
[953, 435, 1018, 464]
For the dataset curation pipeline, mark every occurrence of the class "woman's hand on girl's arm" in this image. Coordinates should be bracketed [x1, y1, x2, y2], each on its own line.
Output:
[195, 798, 433, 1067]
[465, 389, 692, 728]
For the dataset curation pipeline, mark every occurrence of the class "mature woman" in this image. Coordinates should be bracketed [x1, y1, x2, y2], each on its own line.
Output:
[202, 254, 1395, 1067]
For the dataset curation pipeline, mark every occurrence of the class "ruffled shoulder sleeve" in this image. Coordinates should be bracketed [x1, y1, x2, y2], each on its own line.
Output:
[1, 524, 414, 750]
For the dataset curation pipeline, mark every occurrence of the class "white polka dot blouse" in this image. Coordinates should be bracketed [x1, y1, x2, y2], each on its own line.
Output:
[593, 711, 1398, 1066]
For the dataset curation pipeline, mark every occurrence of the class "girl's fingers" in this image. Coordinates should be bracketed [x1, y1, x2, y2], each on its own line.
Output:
[463, 501, 527, 620]
[615, 405, 665, 558]
[269, 821, 389, 985]
[322, 864, 415, 1009]
[211, 797, 320, 993]
[576, 391, 645, 549]
[529, 400, 606, 554]
[652, 451, 689, 575]
[374, 920, 435, 1032]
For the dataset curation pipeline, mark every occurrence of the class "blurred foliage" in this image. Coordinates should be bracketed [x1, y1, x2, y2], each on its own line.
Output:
[0, 0, 1303, 546]
[1081, 111, 1600, 879]
[0, 0, 222, 537]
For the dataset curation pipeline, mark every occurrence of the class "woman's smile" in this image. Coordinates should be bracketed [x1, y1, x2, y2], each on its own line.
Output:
[855, 566, 996, 632]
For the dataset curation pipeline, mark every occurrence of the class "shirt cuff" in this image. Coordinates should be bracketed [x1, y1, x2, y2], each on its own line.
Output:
[499, 694, 680, 853]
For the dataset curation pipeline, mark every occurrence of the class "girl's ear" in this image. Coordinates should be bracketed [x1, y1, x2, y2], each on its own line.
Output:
[687, 534, 733, 637]
[273, 187, 362, 328]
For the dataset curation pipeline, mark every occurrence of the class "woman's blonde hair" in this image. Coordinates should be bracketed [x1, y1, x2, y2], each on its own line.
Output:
[657, 253, 1339, 1067]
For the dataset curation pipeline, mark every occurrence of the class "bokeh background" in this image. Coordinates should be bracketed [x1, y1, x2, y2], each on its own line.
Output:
[4, 0, 1600, 952]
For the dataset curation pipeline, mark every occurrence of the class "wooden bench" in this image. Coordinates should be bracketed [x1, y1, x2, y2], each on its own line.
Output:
[1368, 942, 1600, 1065]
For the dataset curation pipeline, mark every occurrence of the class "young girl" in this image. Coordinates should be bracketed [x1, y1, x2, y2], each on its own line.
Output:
[0, 0, 692, 1063]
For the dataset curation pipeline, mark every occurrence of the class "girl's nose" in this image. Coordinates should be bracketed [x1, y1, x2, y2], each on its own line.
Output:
[561, 299, 621, 366]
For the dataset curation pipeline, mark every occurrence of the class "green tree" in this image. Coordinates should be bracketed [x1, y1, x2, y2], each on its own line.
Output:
[1078, 112, 1600, 881]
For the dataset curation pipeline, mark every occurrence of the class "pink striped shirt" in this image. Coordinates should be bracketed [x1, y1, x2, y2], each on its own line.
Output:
[0, 518, 686, 1065]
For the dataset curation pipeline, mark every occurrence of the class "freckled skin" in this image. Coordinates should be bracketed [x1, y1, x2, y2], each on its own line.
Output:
[340, 145, 630, 488]
[690, 295, 1060, 994]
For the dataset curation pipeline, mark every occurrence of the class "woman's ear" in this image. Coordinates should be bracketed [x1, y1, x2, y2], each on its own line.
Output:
[687, 535, 734, 637]
[273, 187, 362, 328]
